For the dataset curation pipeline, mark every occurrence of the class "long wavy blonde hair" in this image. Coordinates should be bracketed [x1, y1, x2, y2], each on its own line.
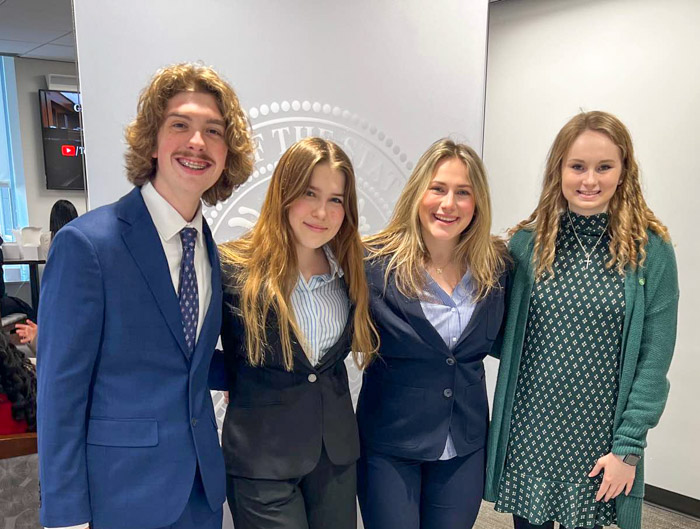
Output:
[513, 111, 670, 278]
[365, 138, 509, 301]
[220, 137, 379, 370]
[125, 62, 255, 205]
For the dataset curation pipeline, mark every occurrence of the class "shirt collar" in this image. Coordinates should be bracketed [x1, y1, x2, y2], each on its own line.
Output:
[456, 268, 472, 292]
[424, 268, 473, 301]
[322, 245, 344, 280]
[141, 181, 203, 242]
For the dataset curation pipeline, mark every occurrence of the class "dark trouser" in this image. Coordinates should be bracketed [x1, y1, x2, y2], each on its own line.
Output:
[513, 515, 602, 529]
[226, 446, 356, 529]
[357, 447, 485, 529]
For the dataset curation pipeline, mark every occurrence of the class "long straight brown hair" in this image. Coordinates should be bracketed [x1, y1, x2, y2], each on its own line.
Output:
[220, 137, 379, 370]
[512, 111, 669, 279]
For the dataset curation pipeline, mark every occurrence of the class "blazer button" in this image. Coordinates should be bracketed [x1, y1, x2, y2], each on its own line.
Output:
[191, 417, 198, 427]
[446, 357, 455, 366]
[308, 373, 318, 383]
[443, 388, 453, 398]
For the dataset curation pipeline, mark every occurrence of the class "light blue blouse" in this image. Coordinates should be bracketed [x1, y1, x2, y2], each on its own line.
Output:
[420, 270, 476, 459]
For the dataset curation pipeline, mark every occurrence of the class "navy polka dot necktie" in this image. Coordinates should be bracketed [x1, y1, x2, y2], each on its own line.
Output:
[178, 228, 199, 354]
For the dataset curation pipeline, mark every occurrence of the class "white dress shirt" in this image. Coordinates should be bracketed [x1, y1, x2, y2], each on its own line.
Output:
[141, 181, 211, 339]
[46, 182, 212, 529]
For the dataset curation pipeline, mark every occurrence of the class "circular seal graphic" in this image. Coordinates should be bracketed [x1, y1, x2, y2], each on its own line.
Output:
[206, 101, 413, 422]
[203, 100, 412, 243]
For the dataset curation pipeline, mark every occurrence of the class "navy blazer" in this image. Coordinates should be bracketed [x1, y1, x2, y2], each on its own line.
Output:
[217, 275, 359, 480]
[37, 188, 225, 529]
[356, 258, 506, 460]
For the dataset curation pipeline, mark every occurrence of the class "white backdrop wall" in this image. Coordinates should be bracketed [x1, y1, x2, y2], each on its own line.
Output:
[484, 0, 700, 499]
[73, 1, 490, 211]
[13, 58, 86, 233]
[72, 1, 490, 527]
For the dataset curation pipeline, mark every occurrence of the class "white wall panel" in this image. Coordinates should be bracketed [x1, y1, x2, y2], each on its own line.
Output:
[484, 0, 700, 499]
[73, 2, 489, 526]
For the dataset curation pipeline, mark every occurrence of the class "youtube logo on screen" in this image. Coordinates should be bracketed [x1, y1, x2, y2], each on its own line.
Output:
[61, 145, 76, 157]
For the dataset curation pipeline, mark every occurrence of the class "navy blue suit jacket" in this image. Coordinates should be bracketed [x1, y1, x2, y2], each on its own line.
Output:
[356, 258, 506, 460]
[37, 187, 225, 529]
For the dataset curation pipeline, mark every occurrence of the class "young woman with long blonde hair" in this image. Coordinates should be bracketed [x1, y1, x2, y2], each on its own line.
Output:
[217, 137, 378, 529]
[357, 138, 509, 529]
[485, 111, 679, 529]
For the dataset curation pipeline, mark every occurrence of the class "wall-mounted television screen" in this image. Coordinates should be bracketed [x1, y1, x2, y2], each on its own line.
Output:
[38, 89, 85, 190]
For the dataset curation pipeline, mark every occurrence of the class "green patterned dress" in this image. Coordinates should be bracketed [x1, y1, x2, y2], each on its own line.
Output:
[495, 212, 625, 528]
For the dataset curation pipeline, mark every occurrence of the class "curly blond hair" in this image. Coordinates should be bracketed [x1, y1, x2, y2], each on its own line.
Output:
[513, 110, 670, 278]
[124, 62, 255, 205]
[365, 138, 509, 302]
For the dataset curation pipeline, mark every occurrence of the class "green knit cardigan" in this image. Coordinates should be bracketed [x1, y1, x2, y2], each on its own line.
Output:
[484, 228, 679, 529]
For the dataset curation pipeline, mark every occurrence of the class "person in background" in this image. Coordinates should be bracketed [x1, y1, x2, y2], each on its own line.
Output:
[357, 138, 509, 529]
[0, 332, 36, 434]
[0, 234, 37, 321]
[14, 318, 37, 349]
[49, 199, 79, 240]
[14, 200, 80, 351]
[215, 137, 378, 529]
[0, 200, 78, 327]
[485, 111, 679, 529]
[37, 62, 254, 529]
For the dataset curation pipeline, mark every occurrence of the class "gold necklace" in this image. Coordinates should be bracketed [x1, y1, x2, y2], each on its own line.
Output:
[431, 261, 451, 275]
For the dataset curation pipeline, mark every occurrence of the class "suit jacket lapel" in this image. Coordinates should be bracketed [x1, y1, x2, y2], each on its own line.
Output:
[390, 281, 448, 354]
[294, 341, 316, 371]
[191, 221, 222, 365]
[314, 308, 354, 372]
[118, 188, 190, 359]
[198, 222, 221, 339]
[454, 294, 490, 348]
[267, 327, 315, 371]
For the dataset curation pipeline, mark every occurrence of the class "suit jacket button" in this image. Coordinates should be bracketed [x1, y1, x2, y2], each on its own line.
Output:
[443, 388, 453, 398]
[191, 417, 198, 427]
[446, 357, 455, 366]
[308, 373, 318, 383]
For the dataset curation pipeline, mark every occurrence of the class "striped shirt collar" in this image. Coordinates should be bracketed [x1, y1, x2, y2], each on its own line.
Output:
[296, 245, 344, 291]
[322, 245, 344, 280]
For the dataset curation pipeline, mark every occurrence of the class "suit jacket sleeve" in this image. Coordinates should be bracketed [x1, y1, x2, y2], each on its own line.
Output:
[209, 268, 242, 391]
[219, 284, 243, 390]
[208, 348, 228, 391]
[37, 226, 104, 527]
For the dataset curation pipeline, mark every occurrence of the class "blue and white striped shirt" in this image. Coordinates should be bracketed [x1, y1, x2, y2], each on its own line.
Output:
[420, 270, 476, 460]
[291, 246, 350, 366]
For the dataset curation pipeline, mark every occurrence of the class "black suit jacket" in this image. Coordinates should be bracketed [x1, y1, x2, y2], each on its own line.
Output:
[219, 280, 359, 480]
[356, 258, 506, 460]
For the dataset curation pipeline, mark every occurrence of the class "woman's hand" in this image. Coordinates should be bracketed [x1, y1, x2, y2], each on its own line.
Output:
[589, 453, 636, 502]
[15, 319, 38, 344]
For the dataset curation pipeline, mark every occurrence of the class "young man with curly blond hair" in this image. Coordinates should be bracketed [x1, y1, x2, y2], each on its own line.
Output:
[37, 63, 254, 529]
